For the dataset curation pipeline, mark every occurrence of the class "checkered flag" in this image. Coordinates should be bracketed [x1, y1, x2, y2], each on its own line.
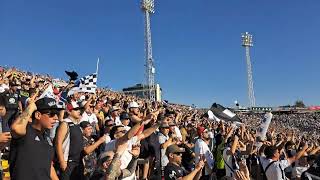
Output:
[80, 73, 97, 87]
[79, 73, 97, 94]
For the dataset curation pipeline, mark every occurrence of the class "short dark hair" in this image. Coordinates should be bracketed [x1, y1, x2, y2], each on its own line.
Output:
[110, 125, 124, 140]
[264, 146, 278, 159]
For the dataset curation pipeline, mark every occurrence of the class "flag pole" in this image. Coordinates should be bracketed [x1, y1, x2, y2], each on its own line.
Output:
[96, 57, 100, 74]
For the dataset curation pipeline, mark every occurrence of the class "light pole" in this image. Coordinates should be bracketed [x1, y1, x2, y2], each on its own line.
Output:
[241, 32, 256, 107]
[141, 0, 156, 101]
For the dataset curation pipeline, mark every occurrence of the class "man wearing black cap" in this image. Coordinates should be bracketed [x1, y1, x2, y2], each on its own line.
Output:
[120, 112, 131, 131]
[10, 91, 60, 180]
[164, 144, 204, 180]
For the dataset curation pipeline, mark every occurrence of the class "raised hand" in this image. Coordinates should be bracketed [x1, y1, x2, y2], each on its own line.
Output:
[98, 134, 107, 144]
[27, 88, 39, 112]
[195, 160, 205, 171]
[130, 144, 141, 158]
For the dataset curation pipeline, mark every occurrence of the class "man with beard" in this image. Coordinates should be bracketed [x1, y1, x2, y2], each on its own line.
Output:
[164, 144, 205, 180]
[194, 126, 215, 179]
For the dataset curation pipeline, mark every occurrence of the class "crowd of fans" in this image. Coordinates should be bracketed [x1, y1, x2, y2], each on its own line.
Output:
[238, 113, 320, 141]
[0, 66, 319, 180]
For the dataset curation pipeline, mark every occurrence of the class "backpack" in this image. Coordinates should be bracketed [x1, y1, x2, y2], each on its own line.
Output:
[257, 157, 276, 180]
[54, 120, 71, 162]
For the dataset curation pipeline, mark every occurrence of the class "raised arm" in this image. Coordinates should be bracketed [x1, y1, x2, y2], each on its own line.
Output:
[117, 121, 144, 146]
[137, 121, 160, 141]
[288, 143, 308, 164]
[105, 142, 128, 180]
[83, 135, 106, 155]
[183, 160, 204, 180]
[11, 89, 38, 138]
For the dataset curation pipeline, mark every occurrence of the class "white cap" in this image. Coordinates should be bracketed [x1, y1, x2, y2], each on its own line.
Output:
[128, 101, 139, 109]
[67, 87, 80, 97]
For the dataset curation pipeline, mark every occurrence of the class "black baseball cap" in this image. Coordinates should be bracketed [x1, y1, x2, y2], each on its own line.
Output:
[35, 97, 63, 111]
[120, 112, 130, 120]
[166, 144, 185, 156]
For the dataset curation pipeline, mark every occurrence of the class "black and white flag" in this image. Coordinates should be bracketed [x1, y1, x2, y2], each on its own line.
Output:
[79, 73, 97, 93]
[80, 73, 97, 87]
[68, 73, 97, 96]
[210, 103, 242, 122]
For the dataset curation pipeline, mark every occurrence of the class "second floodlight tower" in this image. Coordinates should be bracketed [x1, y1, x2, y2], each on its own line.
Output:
[241, 32, 256, 108]
[141, 0, 156, 101]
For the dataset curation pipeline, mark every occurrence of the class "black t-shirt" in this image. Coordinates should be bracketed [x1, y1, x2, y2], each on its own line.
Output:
[10, 124, 54, 180]
[164, 162, 187, 180]
[68, 121, 84, 163]
[4, 91, 20, 110]
[181, 144, 194, 171]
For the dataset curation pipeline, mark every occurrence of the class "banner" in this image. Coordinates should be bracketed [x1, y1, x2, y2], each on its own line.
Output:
[256, 112, 273, 146]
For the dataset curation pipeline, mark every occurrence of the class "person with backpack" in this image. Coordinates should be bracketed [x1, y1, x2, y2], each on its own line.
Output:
[55, 101, 84, 180]
[259, 143, 309, 180]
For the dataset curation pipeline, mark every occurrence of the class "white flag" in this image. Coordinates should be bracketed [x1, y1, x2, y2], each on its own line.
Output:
[39, 84, 55, 99]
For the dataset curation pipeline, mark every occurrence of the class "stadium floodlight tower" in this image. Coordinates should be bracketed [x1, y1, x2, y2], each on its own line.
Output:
[241, 32, 256, 108]
[141, 0, 156, 101]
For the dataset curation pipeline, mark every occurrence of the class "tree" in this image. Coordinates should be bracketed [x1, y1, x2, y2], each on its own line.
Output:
[294, 100, 305, 108]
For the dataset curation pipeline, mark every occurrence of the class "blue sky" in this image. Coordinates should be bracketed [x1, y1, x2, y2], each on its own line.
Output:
[1, 0, 319, 108]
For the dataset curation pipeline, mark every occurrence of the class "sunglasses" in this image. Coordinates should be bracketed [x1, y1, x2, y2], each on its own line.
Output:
[40, 110, 59, 117]
[105, 124, 114, 127]
[173, 152, 183, 156]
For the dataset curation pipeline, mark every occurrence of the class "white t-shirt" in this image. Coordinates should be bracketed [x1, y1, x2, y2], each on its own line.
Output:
[260, 157, 291, 180]
[173, 126, 182, 141]
[0, 84, 9, 93]
[292, 165, 309, 178]
[81, 112, 99, 135]
[158, 132, 169, 167]
[223, 147, 235, 178]
[114, 116, 122, 126]
[194, 138, 215, 175]
[81, 111, 98, 124]
[104, 136, 139, 169]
